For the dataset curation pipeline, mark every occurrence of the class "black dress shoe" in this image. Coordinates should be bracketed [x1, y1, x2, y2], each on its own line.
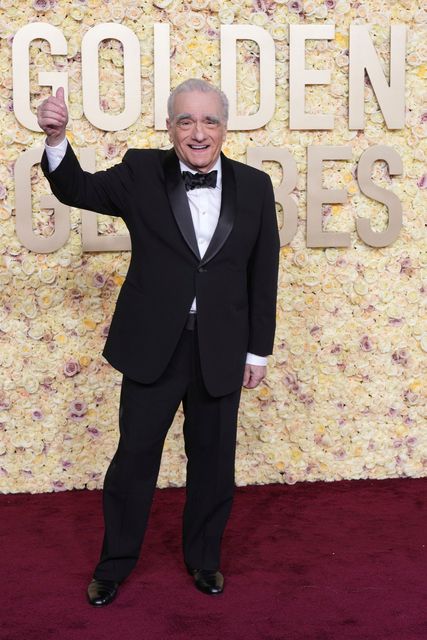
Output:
[87, 578, 120, 606]
[191, 569, 224, 595]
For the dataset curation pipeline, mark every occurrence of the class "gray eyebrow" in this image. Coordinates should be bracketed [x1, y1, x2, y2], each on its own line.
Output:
[174, 113, 222, 123]
[205, 115, 221, 123]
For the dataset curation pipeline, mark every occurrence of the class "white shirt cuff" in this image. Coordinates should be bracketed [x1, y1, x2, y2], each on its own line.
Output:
[245, 353, 267, 366]
[45, 138, 68, 172]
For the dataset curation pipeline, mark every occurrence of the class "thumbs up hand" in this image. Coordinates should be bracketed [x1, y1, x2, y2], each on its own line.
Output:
[37, 87, 69, 146]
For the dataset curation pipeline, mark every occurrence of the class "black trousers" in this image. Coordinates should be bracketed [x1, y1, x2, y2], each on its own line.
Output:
[93, 317, 242, 582]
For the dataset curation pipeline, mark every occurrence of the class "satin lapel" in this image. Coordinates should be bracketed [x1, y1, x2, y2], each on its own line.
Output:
[200, 153, 236, 267]
[163, 149, 201, 260]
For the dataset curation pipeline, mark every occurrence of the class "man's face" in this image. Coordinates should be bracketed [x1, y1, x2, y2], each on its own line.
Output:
[166, 90, 227, 173]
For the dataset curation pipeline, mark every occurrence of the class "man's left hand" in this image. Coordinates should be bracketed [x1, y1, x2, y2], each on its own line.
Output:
[243, 364, 266, 389]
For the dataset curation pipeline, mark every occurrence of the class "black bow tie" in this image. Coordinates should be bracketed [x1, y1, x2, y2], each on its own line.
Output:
[182, 170, 217, 191]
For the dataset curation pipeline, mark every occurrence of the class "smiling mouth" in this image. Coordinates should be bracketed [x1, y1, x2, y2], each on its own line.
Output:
[188, 144, 209, 150]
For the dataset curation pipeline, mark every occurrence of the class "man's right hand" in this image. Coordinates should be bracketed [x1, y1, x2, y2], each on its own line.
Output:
[37, 87, 68, 146]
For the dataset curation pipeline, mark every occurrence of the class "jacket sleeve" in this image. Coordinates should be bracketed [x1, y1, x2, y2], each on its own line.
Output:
[247, 173, 280, 357]
[40, 139, 135, 219]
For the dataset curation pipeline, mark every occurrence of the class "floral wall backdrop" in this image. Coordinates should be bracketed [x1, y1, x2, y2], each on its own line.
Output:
[0, 0, 426, 493]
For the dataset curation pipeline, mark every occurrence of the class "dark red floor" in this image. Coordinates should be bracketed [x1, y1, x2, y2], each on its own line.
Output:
[1, 478, 426, 640]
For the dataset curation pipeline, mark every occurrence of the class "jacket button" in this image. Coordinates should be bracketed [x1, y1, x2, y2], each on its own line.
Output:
[197, 267, 207, 273]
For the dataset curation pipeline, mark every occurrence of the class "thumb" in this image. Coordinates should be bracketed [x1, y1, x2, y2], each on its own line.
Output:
[242, 365, 250, 387]
[56, 86, 65, 103]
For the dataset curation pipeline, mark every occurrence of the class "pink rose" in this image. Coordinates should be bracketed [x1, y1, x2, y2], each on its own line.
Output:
[284, 372, 300, 393]
[33, 0, 49, 10]
[101, 324, 110, 338]
[87, 426, 101, 438]
[103, 144, 120, 160]
[403, 389, 418, 405]
[298, 393, 314, 406]
[288, 0, 303, 13]
[399, 256, 413, 275]
[359, 335, 373, 351]
[53, 480, 67, 492]
[309, 325, 322, 338]
[334, 449, 346, 460]
[68, 400, 88, 420]
[63, 359, 81, 377]
[93, 273, 107, 288]
[392, 348, 409, 366]
[40, 377, 54, 391]
[70, 288, 83, 300]
[254, 0, 276, 14]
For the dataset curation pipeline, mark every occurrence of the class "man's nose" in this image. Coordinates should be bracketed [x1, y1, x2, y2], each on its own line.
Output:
[192, 121, 206, 140]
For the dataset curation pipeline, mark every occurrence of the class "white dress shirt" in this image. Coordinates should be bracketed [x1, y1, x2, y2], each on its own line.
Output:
[180, 157, 221, 314]
[45, 139, 267, 367]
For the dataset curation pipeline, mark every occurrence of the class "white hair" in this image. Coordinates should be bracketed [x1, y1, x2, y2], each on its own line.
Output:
[167, 78, 229, 124]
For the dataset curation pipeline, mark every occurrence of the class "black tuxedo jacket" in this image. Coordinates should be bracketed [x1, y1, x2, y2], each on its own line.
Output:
[42, 144, 280, 397]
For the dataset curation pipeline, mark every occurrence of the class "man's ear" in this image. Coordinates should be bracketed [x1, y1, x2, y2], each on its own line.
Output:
[166, 118, 173, 142]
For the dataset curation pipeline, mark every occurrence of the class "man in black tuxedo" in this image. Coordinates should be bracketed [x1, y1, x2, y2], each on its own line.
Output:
[37, 79, 280, 605]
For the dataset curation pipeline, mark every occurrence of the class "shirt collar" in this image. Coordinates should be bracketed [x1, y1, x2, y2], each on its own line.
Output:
[179, 156, 222, 190]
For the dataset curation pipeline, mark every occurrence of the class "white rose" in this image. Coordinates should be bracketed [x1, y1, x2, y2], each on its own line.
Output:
[218, 7, 235, 24]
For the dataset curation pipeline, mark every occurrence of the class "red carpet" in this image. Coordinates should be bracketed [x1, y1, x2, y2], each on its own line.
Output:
[1, 478, 426, 640]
